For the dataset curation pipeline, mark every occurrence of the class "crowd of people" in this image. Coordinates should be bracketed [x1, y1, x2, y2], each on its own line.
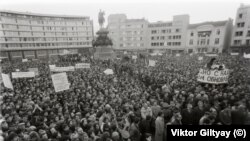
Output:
[0, 53, 250, 141]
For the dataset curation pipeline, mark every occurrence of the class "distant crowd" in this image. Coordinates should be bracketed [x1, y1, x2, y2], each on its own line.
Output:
[0, 53, 250, 141]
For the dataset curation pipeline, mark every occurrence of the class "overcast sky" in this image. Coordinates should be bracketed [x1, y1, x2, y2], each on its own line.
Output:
[1, 0, 249, 32]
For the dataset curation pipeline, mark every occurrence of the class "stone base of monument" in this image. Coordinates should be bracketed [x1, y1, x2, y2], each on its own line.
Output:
[93, 46, 116, 60]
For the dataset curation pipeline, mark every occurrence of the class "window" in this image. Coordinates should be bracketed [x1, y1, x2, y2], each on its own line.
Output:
[160, 42, 164, 46]
[189, 39, 193, 45]
[215, 38, 219, 44]
[235, 31, 243, 36]
[176, 29, 180, 33]
[237, 22, 245, 28]
[246, 40, 250, 45]
[234, 40, 241, 45]
[239, 13, 243, 19]
[160, 36, 165, 40]
[151, 30, 157, 34]
[161, 30, 166, 33]
[216, 30, 220, 35]
[190, 32, 194, 36]
[247, 31, 250, 37]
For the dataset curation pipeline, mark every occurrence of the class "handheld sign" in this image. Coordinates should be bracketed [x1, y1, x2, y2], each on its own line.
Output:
[12, 72, 35, 78]
[1, 73, 13, 90]
[51, 72, 70, 92]
[148, 60, 156, 67]
[75, 63, 90, 69]
[104, 69, 114, 75]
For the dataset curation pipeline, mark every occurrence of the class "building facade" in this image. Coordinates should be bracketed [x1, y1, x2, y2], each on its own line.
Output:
[0, 10, 94, 60]
[230, 4, 250, 53]
[186, 19, 233, 53]
[107, 14, 148, 50]
[148, 15, 189, 54]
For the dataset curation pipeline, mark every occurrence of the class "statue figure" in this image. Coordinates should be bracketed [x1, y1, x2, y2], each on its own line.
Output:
[98, 10, 105, 29]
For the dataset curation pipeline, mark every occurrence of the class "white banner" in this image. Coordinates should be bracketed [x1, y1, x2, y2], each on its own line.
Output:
[51, 72, 70, 92]
[22, 59, 28, 62]
[49, 65, 56, 69]
[132, 55, 137, 59]
[197, 69, 229, 84]
[1, 73, 13, 90]
[205, 54, 218, 57]
[243, 53, 250, 58]
[12, 72, 35, 78]
[149, 60, 156, 67]
[75, 63, 90, 69]
[230, 53, 239, 56]
[28, 68, 39, 76]
[104, 69, 114, 75]
[50, 66, 75, 72]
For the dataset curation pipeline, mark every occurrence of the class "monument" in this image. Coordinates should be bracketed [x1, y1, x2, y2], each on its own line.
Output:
[93, 10, 115, 60]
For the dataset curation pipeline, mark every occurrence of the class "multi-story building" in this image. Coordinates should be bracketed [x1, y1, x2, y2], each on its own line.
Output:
[186, 19, 233, 53]
[148, 15, 189, 54]
[0, 10, 94, 60]
[230, 4, 250, 53]
[107, 14, 148, 50]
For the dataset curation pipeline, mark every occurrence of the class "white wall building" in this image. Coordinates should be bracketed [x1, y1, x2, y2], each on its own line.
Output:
[148, 15, 189, 54]
[107, 14, 148, 50]
[186, 19, 233, 53]
[230, 4, 250, 53]
[0, 10, 94, 60]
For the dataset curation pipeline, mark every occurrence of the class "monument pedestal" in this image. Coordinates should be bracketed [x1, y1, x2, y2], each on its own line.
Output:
[94, 46, 116, 60]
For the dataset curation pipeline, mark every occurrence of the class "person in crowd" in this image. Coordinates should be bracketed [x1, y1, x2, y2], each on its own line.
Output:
[0, 53, 249, 141]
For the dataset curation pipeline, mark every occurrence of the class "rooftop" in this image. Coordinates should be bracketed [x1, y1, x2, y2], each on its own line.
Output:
[0, 10, 89, 19]
[188, 20, 228, 29]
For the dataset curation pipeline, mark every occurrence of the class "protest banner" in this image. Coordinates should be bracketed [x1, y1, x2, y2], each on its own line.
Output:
[243, 53, 250, 58]
[104, 69, 114, 75]
[28, 68, 39, 76]
[205, 54, 218, 57]
[50, 66, 75, 72]
[132, 55, 137, 60]
[197, 68, 229, 84]
[198, 56, 203, 61]
[22, 59, 28, 62]
[75, 63, 90, 69]
[12, 72, 35, 78]
[1, 73, 13, 90]
[149, 60, 156, 67]
[51, 72, 70, 92]
[230, 53, 239, 56]
[49, 65, 56, 69]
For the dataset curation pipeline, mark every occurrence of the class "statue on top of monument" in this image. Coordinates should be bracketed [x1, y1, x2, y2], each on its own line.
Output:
[98, 9, 105, 29]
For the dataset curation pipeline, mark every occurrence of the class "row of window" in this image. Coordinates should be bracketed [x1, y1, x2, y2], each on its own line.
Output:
[151, 35, 182, 40]
[235, 31, 250, 37]
[190, 30, 220, 37]
[1, 17, 91, 26]
[234, 39, 250, 45]
[151, 42, 181, 46]
[0, 31, 91, 36]
[0, 42, 91, 47]
[189, 38, 220, 45]
[1, 24, 91, 31]
[121, 31, 144, 35]
[119, 43, 144, 47]
[151, 29, 180, 34]
[1, 37, 91, 42]
[120, 37, 143, 41]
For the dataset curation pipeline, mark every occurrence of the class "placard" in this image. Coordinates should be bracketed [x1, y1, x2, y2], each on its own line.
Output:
[149, 60, 156, 67]
[51, 72, 70, 92]
[1, 73, 13, 90]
